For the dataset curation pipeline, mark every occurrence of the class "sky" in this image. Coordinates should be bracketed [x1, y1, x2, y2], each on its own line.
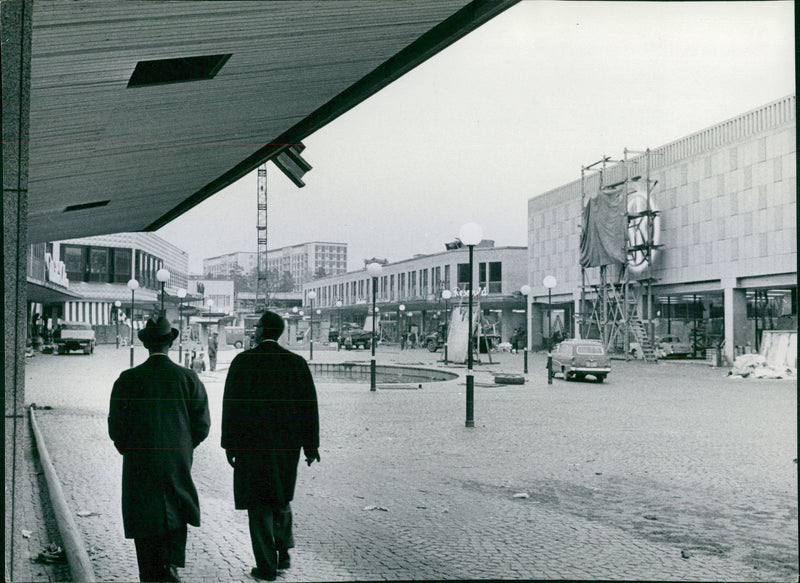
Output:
[156, 1, 795, 274]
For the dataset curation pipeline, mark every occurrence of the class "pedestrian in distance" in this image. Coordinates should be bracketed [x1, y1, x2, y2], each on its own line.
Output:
[108, 316, 211, 583]
[191, 350, 205, 374]
[221, 310, 320, 582]
[208, 331, 218, 371]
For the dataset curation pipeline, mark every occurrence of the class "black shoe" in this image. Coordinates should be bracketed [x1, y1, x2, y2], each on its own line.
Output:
[278, 550, 291, 570]
[250, 567, 277, 581]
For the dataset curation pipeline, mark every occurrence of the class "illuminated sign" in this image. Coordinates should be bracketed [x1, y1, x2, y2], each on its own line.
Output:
[627, 181, 660, 273]
[451, 286, 488, 297]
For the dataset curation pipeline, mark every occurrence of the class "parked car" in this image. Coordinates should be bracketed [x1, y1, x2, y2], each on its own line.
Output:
[550, 339, 610, 382]
[53, 322, 96, 355]
[657, 335, 692, 357]
[425, 325, 447, 352]
[225, 326, 246, 349]
[339, 329, 373, 350]
[329, 323, 361, 344]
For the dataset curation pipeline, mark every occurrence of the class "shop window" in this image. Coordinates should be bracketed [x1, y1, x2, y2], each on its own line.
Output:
[63, 246, 86, 281]
[88, 248, 110, 282]
[488, 262, 502, 294]
[113, 248, 132, 283]
[457, 263, 470, 289]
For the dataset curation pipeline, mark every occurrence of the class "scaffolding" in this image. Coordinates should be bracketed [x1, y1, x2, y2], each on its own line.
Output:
[578, 150, 661, 362]
[255, 164, 269, 309]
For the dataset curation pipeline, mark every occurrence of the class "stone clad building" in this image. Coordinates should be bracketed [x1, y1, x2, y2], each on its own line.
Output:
[525, 95, 796, 363]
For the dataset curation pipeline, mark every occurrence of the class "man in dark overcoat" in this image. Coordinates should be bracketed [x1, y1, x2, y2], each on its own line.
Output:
[108, 316, 210, 582]
[221, 310, 320, 582]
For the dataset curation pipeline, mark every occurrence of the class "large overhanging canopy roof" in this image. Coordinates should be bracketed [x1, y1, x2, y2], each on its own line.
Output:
[26, 0, 517, 243]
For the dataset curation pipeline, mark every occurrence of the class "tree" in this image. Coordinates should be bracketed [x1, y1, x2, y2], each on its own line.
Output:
[313, 266, 327, 280]
[277, 271, 294, 292]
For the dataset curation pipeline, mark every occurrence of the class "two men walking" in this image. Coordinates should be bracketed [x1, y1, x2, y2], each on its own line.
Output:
[109, 312, 320, 582]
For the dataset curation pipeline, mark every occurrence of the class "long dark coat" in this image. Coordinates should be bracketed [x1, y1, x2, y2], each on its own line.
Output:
[108, 354, 210, 539]
[221, 340, 319, 510]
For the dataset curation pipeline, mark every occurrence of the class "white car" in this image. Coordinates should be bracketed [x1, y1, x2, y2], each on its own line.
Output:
[657, 335, 692, 357]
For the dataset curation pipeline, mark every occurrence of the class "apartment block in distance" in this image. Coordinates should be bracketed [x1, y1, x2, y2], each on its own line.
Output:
[203, 251, 258, 277]
[265, 241, 347, 292]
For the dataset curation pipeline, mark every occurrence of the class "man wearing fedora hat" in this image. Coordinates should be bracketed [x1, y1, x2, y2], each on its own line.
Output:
[109, 316, 211, 582]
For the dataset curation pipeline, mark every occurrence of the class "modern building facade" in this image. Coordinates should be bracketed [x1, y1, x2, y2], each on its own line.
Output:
[203, 251, 258, 278]
[302, 242, 527, 345]
[49, 232, 189, 333]
[187, 277, 235, 315]
[266, 241, 348, 292]
[526, 95, 797, 364]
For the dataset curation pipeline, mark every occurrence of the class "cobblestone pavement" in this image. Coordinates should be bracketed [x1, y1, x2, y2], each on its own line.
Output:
[21, 342, 798, 582]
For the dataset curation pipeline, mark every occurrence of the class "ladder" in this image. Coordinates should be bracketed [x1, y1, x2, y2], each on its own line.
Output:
[628, 314, 657, 362]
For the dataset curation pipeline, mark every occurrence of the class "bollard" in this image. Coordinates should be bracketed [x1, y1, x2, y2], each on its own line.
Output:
[523, 348, 528, 374]
[547, 353, 553, 385]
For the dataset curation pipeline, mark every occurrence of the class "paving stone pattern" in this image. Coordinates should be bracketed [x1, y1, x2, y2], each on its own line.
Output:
[22, 344, 798, 582]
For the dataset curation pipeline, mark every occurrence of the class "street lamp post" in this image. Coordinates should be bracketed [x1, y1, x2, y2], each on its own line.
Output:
[291, 306, 299, 345]
[114, 300, 122, 349]
[127, 279, 139, 367]
[335, 299, 343, 351]
[459, 222, 483, 428]
[543, 276, 557, 350]
[366, 262, 383, 391]
[177, 288, 187, 363]
[156, 268, 170, 316]
[205, 298, 214, 355]
[543, 275, 557, 385]
[520, 285, 531, 373]
[398, 304, 405, 350]
[441, 290, 451, 364]
[307, 290, 316, 360]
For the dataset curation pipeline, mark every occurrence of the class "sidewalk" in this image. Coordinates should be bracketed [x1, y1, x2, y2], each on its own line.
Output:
[12, 342, 799, 581]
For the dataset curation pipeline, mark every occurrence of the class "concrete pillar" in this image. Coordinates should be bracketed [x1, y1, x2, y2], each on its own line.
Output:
[531, 303, 545, 349]
[2, 1, 33, 579]
[723, 280, 748, 365]
[3, 0, 31, 415]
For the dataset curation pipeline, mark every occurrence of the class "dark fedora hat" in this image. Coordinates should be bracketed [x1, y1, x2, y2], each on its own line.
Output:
[138, 315, 179, 343]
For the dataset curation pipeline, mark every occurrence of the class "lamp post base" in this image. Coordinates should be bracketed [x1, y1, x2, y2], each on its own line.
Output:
[129, 346, 134, 368]
[465, 373, 474, 427]
[370, 358, 377, 391]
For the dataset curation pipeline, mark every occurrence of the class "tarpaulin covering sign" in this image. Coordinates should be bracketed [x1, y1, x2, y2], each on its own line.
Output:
[579, 184, 628, 267]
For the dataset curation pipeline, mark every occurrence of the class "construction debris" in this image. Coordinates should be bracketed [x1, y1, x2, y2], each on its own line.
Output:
[728, 354, 796, 379]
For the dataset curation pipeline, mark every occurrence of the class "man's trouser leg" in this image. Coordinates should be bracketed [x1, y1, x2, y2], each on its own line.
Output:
[209, 354, 216, 370]
[248, 504, 293, 573]
[134, 526, 187, 582]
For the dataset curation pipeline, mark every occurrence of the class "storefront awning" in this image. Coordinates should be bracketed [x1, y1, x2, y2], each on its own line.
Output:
[26, 279, 82, 304]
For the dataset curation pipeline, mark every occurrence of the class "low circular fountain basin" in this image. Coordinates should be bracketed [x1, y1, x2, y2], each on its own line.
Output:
[310, 362, 458, 386]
